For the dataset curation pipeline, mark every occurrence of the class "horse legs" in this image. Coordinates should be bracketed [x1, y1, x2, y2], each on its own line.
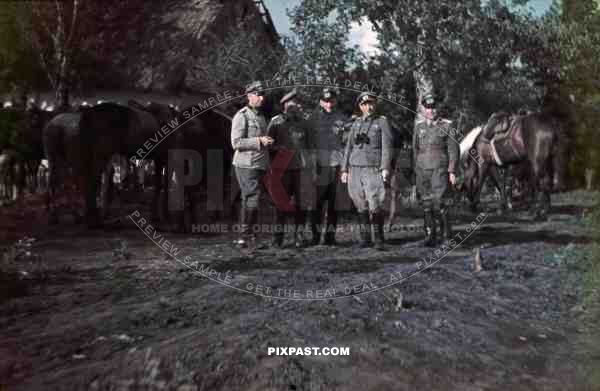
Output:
[470, 162, 490, 212]
[151, 159, 164, 223]
[489, 165, 508, 214]
[46, 159, 59, 224]
[84, 163, 103, 228]
[387, 188, 397, 227]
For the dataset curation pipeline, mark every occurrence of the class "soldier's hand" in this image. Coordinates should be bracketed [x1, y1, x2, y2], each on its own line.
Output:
[381, 169, 390, 183]
[258, 136, 274, 146]
[340, 172, 348, 184]
[449, 172, 457, 186]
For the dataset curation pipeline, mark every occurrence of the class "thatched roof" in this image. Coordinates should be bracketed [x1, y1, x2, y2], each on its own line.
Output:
[3, 0, 283, 116]
[101, 0, 283, 97]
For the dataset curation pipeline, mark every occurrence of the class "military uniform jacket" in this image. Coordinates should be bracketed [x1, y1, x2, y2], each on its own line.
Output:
[267, 113, 316, 171]
[309, 108, 347, 167]
[341, 114, 394, 172]
[231, 106, 269, 170]
[412, 118, 459, 173]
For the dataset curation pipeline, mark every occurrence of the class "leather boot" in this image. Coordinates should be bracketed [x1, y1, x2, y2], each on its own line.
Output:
[439, 208, 452, 244]
[371, 210, 385, 250]
[324, 230, 336, 246]
[236, 207, 250, 247]
[310, 209, 322, 245]
[323, 207, 338, 245]
[247, 208, 261, 249]
[358, 211, 372, 248]
[271, 211, 284, 248]
[423, 210, 436, 247]
[294, 227, 305, 248]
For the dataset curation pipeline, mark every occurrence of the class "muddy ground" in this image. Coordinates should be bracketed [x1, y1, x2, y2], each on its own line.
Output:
[0, 189, 599, 390]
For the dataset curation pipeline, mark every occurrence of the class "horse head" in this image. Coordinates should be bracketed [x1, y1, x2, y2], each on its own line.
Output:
[482, 111, 511, 141]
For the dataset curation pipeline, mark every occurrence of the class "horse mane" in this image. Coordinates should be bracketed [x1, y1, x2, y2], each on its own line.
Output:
[460, 125, 484, 162]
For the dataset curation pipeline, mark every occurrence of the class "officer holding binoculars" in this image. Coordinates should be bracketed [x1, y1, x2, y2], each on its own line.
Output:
[341, 92, 394, 250]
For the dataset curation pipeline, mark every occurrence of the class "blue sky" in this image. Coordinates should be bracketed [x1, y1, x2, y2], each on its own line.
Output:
[263, 0, 553, 54]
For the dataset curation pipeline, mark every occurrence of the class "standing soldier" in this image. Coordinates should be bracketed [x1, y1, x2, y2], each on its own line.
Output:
[340, 92, 394, 250]
[412, 93, 459, 247]
[231, 81, 273, 248]
[309, 87, 347, 245]
[267, 89, 316, 248]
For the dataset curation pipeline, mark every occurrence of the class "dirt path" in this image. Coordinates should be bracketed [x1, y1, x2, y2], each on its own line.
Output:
[0, 190, 598, 390]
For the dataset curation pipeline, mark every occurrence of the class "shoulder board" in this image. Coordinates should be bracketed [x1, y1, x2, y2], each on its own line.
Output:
[378, 115, 387, 119]
[271, 114, 286, 122]
[439, 118, 452, 124]
[415, 118, 427, 124]
[238, 107, 249, 114]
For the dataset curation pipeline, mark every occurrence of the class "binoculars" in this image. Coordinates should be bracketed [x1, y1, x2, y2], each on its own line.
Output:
[354, 133, 370, 145]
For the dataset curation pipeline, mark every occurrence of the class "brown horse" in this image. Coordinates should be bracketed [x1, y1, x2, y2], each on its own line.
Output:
[461, 111, 567, 220]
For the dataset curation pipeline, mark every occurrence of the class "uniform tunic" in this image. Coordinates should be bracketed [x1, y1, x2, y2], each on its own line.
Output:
[342, 114, 394, 212]
[412, 117, 459, 211]
[266, 112, 315, 213]
[231, 106, 269, 209]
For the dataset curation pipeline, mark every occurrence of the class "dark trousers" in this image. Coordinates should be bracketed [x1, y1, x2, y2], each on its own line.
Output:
[311, 165, 339, 241]
[273, 169, 306, 230]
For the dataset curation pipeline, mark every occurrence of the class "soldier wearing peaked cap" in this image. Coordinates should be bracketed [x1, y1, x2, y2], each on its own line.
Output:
[231, 80, 273, 249]
[307, 87, 349, 245]
[412, 92, 459, 247]
[340, 92, 394, 250]
[267, 88, 316, 248]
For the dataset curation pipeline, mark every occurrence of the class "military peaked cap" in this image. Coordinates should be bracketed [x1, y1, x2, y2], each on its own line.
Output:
[321, 88, 337, 101]
[421, 93, 437, 108]
[356, 91, 377, 106]
[280, 89, 298, 105]
[246, 81, 265, 95]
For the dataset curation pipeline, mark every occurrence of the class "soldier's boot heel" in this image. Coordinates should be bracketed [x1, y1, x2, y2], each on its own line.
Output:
[358, 211, 373, 248]
[424, 211, 436, 247]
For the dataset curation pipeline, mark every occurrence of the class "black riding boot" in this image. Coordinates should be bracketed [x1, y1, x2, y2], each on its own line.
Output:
[294, 209, 306, 249]
[423, 210, 436, 247]
[236, 207, 250, 247]
[439, 208, 452, 244]
[323, 208, 338, 245]
[310, 210, 322, 246]
[238, 207, 258, 249]
[358, 211, 372, 248]
[371, 210, 385, 250]
[271, 211, 284, 248]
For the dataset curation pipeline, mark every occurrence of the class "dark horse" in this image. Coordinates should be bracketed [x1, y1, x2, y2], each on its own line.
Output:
[78, 101, 174, 227]
[165, 106, 233, 232]
[43, 111, 84, 223]
[0, 106, 55, 198]
[462, 111, 567, 220]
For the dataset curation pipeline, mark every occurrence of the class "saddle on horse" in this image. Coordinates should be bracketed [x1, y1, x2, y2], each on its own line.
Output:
[483, 115, 527, 166]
